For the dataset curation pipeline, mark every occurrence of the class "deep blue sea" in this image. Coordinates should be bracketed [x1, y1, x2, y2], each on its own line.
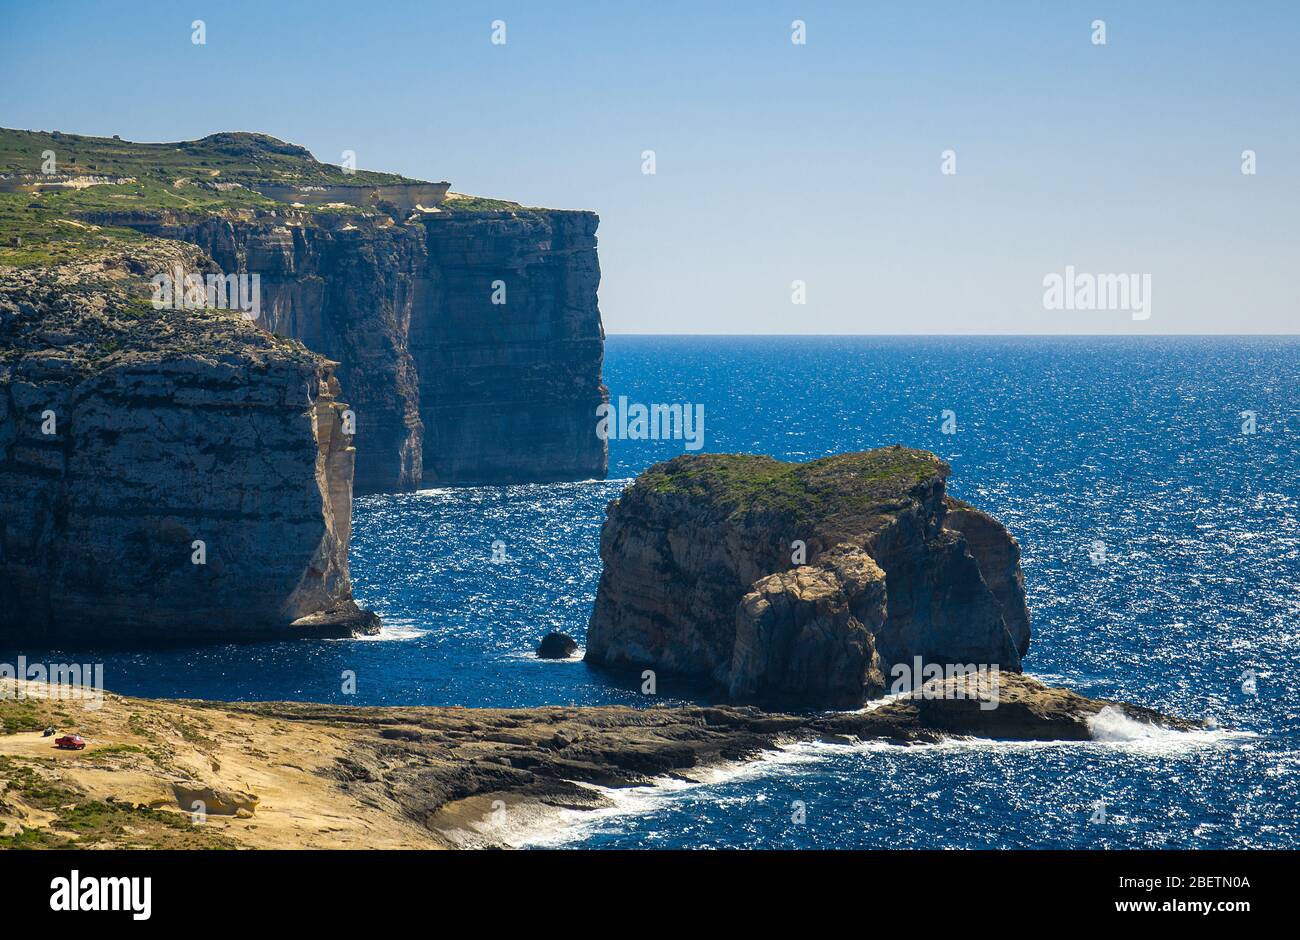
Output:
[9, 337, 1299, 848]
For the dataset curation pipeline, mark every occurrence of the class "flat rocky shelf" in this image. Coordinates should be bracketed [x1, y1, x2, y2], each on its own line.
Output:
[0, 675, 1192, 849]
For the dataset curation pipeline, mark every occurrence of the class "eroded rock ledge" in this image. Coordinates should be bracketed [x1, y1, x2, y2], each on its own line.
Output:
[292, 674, 1186, 843]
[0, 243, 377, 644]
[0, 674, 1193, 849]
[586, 448, 1032, 707]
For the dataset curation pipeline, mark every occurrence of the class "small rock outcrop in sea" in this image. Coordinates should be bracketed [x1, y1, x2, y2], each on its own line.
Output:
[586, 448, 1031, 707]
[0, 242, 379, 644]
[536, 632, 579, 659]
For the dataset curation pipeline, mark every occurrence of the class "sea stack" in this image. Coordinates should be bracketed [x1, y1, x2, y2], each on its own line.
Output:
[585, 447, 1031, 708]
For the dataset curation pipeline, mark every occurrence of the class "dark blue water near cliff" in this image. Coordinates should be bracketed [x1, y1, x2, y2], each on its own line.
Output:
[13, 336, 1300, 848]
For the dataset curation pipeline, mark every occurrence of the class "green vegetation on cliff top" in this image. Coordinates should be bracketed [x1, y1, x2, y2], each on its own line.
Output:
[0, 238, 320, 374]
[0, 127, 539, 268]
[439, 193, 526, 212]
[0, 128, 417, 188]
[639, 447, 950, 527]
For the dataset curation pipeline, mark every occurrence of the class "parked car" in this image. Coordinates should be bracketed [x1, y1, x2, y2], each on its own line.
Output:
[54, 734, 85, 750]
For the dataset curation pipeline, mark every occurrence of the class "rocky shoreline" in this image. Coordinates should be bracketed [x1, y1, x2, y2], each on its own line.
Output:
[0, 675, 1194, 849]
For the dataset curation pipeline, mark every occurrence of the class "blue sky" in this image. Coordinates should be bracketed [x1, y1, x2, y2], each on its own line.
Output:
[2, 0, 1296, 333]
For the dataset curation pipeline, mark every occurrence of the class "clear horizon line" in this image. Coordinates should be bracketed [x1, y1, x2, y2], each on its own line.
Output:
[603, 332, 1300, 338]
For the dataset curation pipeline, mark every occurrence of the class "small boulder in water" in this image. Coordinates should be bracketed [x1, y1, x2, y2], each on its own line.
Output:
[536, 632, 579, 659]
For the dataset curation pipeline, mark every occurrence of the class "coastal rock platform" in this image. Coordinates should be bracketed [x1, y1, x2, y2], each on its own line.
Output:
[0, 675, 1192, 849]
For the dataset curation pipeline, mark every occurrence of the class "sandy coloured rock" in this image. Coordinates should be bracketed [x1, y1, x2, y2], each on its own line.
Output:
[0, 674, 1192, 849]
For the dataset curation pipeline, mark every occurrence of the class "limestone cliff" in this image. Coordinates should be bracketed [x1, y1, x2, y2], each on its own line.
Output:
[416, 210, 607, 484]
[0, 242, 377, 644]
[0, 126, 606, 646]
[87, 207, 608, 491]
[2, 128, 608, 492]
[585, 448, 1031, 707]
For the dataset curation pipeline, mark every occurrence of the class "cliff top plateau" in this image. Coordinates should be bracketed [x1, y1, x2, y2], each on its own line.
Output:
[0, 239, 314, 373]
[0, 127, 549, 269]
[638, 447, 953, 534]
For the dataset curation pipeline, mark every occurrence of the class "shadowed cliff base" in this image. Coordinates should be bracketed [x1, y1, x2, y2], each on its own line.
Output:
[0, 674, 1195, 849]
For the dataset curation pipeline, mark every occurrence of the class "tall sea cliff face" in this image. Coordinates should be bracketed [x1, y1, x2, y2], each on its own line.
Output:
[0, 127, 607, 645]
[416, 211, 607, 485]
[585, 448, 1031, 707]
[92, 207, 609, 492]
[0, 243, 376, 644]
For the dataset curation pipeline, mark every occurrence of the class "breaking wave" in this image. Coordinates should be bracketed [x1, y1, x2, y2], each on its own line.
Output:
[1085, 705, 1254, 751]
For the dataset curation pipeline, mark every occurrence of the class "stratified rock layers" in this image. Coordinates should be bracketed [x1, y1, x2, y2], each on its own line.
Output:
[0, 244, 373, 644]
[98, 208, 609, 492]
[416, 212, 607, 485]
[586, 448, 1031, 707]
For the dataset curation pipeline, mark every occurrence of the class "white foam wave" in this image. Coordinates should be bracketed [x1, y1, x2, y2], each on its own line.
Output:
[1085, 705, 1254, 751]
[502, 646, 586, 662]
[514, 741, 835, 848]
[509, 712, 1257, 846]
[845, 689, 914, 714]
[339, 618, 429, 642]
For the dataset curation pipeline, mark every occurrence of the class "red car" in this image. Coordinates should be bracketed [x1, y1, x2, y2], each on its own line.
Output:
[54, 734, 85, 751]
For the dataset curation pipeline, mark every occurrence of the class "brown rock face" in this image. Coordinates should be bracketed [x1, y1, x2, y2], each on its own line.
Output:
[0, 243, 376, 644]
[586, 449, 1031, 707]
[941, 501, 1031, 657]
[94, 207, 608, 492]
[730, 545, 886, 707]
